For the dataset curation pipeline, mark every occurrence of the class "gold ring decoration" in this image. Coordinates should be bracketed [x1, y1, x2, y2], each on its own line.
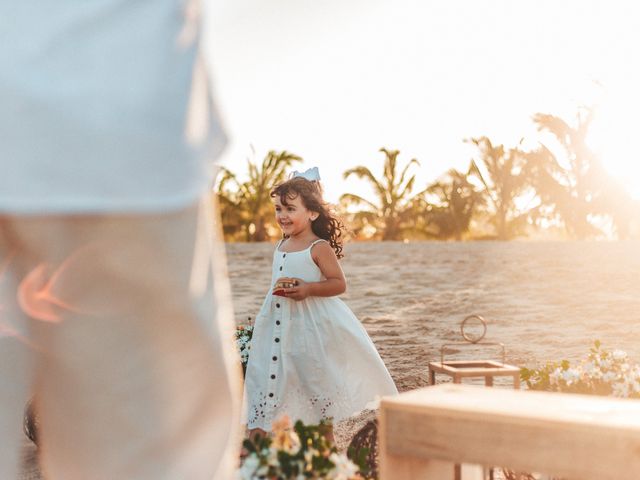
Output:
[460, 314, 487, 343]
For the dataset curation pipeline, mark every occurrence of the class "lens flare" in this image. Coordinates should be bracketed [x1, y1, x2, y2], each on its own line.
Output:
[17, 252, 87, 323]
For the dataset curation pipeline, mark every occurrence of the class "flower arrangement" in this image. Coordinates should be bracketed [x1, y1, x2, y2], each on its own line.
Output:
[238, 415, 370, 480]
[501, 341, 640, 480]
[236, 317, 254, 376]
[521, 340, 640, 398]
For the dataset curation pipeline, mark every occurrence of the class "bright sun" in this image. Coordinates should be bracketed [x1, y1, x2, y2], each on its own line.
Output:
[588, 79, 640, 201]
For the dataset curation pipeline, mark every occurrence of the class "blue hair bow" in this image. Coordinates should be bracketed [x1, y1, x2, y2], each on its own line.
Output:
[291, 167, 321, 182]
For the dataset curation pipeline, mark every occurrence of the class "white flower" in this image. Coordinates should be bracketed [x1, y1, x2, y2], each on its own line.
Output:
[549, 368, 562, 385]
[613, 350, 628, 362]
[256, 464, 269, 477]
[613, 382, 630, 398]
[582, 361, 595, 374]
[561, 368, 581, 385]
[304, 447, 318, 464]
[237, 454, 260, 480]
[602, 371, 617, 383]
[267, 446, 280, 466]
[589, 367, 603, 380]
[327, 453, 359, 480]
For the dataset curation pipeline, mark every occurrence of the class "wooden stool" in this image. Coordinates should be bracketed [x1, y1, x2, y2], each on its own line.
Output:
[428, 359, 520, 388]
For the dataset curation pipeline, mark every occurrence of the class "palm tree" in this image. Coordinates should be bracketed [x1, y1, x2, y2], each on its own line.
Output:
[424, 166, 484, 240]
[466, 137, 534, 240]
[215, 168, 246, 240]
[526, 108, 610, 239]
[216, 150, 302, 241]
[341, 148, 426, 240]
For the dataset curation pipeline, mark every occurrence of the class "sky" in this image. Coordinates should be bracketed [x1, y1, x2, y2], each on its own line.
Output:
[203, 0, 640, 203]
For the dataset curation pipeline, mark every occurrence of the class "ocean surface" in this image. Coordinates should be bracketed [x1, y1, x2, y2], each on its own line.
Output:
[226, 240, 640, 391]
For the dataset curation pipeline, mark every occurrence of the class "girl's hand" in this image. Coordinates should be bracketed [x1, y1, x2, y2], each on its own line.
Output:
[273, 277, 298, 296]
[282, 278, 309, 301]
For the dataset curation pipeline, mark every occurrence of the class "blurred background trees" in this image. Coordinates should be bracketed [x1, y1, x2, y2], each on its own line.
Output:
[340, 148, 427, 241]
[214, 109, 638, 242]
[423, 165, 485, 240]
[216, 150, 302, 241]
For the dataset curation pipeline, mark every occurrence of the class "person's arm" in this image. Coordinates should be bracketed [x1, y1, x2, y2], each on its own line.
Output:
[279, 242, 346, 300]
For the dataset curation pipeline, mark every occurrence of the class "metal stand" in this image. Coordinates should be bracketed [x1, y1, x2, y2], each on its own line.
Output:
[428, 315, 521, 479]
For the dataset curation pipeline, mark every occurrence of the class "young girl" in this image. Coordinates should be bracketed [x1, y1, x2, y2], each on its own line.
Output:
[243, 168, 398, 440]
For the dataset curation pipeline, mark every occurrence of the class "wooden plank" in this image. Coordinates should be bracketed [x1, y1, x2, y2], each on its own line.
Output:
[429, 361, 520, 377]
[437, 360, 512, 367]
[441, 369, 519, 378]
[379, 452, 454, 480]
[431, 360, 517, 367]
[429, 366, 436, 386]
[379, 384, 640, 480]
[379, 404, 455, 479]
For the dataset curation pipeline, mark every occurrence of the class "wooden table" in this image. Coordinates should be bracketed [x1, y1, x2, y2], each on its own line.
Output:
[428, 359, 520, 388]
[379, 384, 640, 480]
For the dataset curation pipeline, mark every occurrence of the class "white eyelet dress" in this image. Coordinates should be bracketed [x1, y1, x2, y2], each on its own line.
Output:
[243, 239, 398, 431]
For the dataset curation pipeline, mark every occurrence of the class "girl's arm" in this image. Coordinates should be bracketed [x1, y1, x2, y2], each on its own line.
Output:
[281, 242, 346, 300]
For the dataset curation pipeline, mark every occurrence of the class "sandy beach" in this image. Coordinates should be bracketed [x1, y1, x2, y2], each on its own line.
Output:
[20, 240, 640, 476]
[229, 240, 640, 392]
[225, 239, 640, 451]
[228, 239, 640, 451]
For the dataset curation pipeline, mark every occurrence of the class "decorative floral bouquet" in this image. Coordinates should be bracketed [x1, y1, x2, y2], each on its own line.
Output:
[236, 318, 254, 376]
[501, 341, 640, 480]
[237, 415, 370, 480]
[521, 340, 640, 398]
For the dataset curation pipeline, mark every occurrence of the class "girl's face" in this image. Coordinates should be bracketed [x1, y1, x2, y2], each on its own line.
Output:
[273, 194, 318, 237]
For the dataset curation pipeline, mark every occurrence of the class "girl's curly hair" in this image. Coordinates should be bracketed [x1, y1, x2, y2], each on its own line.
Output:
[270, 177, 345, 259]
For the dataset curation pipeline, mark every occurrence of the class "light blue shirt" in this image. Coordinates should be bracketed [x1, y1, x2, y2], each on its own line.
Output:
[0, 0, 226, 213]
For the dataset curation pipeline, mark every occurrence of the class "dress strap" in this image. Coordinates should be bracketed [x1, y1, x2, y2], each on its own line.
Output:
[309, 239, 326, 248]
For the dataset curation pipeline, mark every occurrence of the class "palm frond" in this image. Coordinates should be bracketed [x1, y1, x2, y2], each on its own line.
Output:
[339, 193, 380, 212]
[343, 166, 386, 204]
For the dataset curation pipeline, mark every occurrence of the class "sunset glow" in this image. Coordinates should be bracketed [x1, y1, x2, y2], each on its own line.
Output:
[589, 81, 640, 200]
[208, 0, 640, 207]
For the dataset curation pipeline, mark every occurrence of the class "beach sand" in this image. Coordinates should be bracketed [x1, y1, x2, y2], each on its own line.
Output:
[228, 240, 640, 450]
[230, 240, 640, 390]
[20, 240, 640, 475]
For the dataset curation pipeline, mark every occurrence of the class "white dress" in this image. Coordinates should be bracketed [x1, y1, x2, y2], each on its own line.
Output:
[244, 239, 398, 431]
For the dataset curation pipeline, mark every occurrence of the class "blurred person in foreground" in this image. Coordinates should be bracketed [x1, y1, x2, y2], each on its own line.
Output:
[0, 1, 241, 479]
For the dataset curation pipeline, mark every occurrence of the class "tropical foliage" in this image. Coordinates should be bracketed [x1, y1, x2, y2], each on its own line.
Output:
[525, 109, 609, 239]
[466, 137, 535, 240]
[423, 165, 485, 240]
[215, 108, 637, 242]
[340, 148, 427, 240]
[217, 150, 302, 241]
